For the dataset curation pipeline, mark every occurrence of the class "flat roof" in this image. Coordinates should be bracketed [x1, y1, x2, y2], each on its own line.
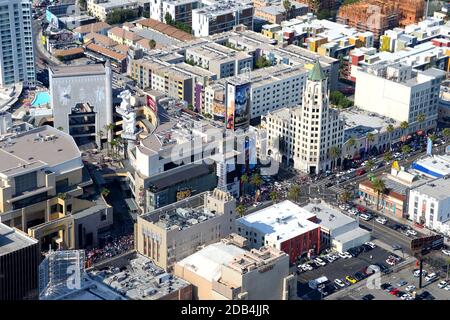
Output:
[148, 163, 212, 190]
[413, 155, 450, 177]
[237, 200, 319, 245]
[0, 223, 38, 257]
[333, 227, 370, 243]
[412, 177, 450, 200]
[176, 241, 246, 282]
[0, 125, 82, 178]
[136, 18, 194, 42]
[50, 63, 106, 77]
[74, 21, 111, 34]
[302, 202, 355, 231]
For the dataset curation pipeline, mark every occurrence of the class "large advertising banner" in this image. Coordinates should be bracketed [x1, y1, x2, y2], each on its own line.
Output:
[226, 82, 250, 130]
[146, 94, 157, 113]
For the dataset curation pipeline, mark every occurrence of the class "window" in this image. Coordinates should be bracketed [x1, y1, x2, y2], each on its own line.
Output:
[14, 171, 37, 196]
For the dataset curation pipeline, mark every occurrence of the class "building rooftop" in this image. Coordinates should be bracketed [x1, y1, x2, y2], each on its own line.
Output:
[74, 21, 111, 34]
[412, 154, 450, 178]
[341, 107, 400, 140]
[94, 0, 139, 10]
[411, 177, 450, 200]
[0, 223, 38, 257]
[108, 26, 142, 42]
[193, 0, 253, 17]
[302, 201, 355, 231]
[88, 254, 191, 300]
[176, 241, 246, 282]
[50, 63, 107, 77]
[136, 18, 194, 42]
[237, 200, 319, 245]
[0, 126, 82, 178]
[334, 227, 370, 244]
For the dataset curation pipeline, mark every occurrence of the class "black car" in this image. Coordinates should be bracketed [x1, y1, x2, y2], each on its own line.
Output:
[362, 294, 375, 300]
[362, 244, 373, 252]
[380, 283, 391, 290]
[395, 291, 405, 297]
[354, 272, 366, 281]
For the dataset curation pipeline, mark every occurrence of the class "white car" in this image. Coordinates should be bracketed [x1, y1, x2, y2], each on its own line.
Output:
[314, 258, 326, 266]
[425, 273, 437, 282]
[365, 242, 376, 249]
[442, 249, 450, 256]
[348, 208, 358, 215]
[405, 285, 416, 292]
[413, 269, 427, 277]
[359, 213, 372, 221]
[334, 279, 345, 288]
[438, 280, 448, 289]
[400, 293, 412, 300]
[445, 285, 450, 291]
[406, 229, 418, 236]
[376, 217, 388, 225]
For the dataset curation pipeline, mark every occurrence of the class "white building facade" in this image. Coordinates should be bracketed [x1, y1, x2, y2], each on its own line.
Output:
[0, 0, 35, 88]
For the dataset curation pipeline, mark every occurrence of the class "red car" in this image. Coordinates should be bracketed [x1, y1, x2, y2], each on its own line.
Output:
[389, 288, 399, 295]
[356, 169, 366, 176]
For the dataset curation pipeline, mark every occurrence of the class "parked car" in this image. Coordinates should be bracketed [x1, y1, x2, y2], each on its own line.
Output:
[389, 288, 399, 295]
[396, 280, 408, 287]
[401, 293, 413, 300]
[438, 280, 448, 289]
[376, 217, 388, 225]
[334, 279, 346, 288]
[345, 275, 358, 284]
[425, 273, 438, 282]
[314, 258, 327, 266]
[365, 242, 376, 249]
[405, 285, 416, 292]
[359, 213, 372, 221]
[380, 283, 391, 290]
[442, 249, 450, 256]
[362, 294, 375, 300]
[406, 229, 418, 236]
[413, 269, 428, 277]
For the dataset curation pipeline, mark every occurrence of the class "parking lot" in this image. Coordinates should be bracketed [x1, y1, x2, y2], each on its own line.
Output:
[335, 263, 450, 300]
[296, 246, 396, 300]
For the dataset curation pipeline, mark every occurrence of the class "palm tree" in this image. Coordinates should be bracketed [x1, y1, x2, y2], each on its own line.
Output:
[250, 173, 263, 188]
[383, 152, 392, 162]
[96, 129, 104, 149]
[401, 144, 411, 157]
[240, 174, 249, 193]
[287, 185, 301, 203]
[101, 188, 110, 198]
[339, 191, 352, 204]
[270, 191, 278, 203]
[366, 132, 375, 153]
[283, 0, 292, 20]
[104, 123, 115, 143]
[428, 133, 437, 143]
[110, 139, 118, 159]
[347, 136, 356, 149]
[364, 159, 375, 171]
[236, 204, 246, 217]
[416, 113, 426, 129]
[386, 124, 394, 150]
[329, 146, 341, 171]
[372, 178, 386, 210]
[442, 128, 450, 142]
[400, 121, 409, 142]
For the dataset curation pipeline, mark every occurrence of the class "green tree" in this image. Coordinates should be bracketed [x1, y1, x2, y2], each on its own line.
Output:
[428, 133, 438, 142]
[366, 132, 375, 152]
[383, 152, 392, 162]
[287, 185, 301, 202]
[365, 159, 375, 171]
[339, 190, 352, 204]
[270, 191, 278, 203]
[57, 126, 64, 131]
[236, 204, 246, 217]
[255, 56, 272, 69]
[386, 124, 394, 149]
[106, 8, 138, 24]
[148, 39, 156, 49]
[401, 144, 411, 156]
[400, 121, 409, 142]
[283, 0, 292, 20]
[443, 128, 450, 142]
[101, 188, 110, 198]
[372, 178, 386, 210]
[250, 173, 263, 188]
[96, 129, 104, 149]
[78, 0, 87, 10]
[329, 146, 341, 170]
[164, 12, 173, 25]
[416, 113, 426, 124]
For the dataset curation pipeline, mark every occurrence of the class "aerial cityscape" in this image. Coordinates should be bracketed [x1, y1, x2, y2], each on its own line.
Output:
[1, 0, 450, 306]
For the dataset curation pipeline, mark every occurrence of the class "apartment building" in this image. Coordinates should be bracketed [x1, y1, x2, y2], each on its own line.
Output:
[266, 61, 344, 174]
[87, 0, 142, 21]
[150, 0, 200, 25]
[136, 188, 236, 271]
[49, 63, 113, 146]
[204, 64, 308, 120]
[254, 3, 308, 25]
[192, 0, 254, 37]
[0, 0, 35, 88]
[185, 42, 253, 79]
[0, 126, 113, 251]
[408, 176, 450, 236]
[174, 234, 296, 300]
[0, 222, 40, 300]
[107, 26, 143, 46]
[353, 63, 446, 134]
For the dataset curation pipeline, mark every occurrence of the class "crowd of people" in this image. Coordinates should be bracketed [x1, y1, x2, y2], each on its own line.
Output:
[85, 234, 134, 265]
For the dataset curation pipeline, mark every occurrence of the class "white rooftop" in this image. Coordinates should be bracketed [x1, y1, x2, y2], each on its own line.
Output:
[237, 200, 319, 245]
[412, 154, 450, 178]
[302, 202, 354, 231]
[412, 177, 450, 201]
[176, 241, 246, 282]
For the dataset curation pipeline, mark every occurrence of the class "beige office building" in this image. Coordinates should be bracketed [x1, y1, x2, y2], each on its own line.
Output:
[136, 188, 236, 271]
[0, 126, 113, 250]
[174, 234, 297, 300]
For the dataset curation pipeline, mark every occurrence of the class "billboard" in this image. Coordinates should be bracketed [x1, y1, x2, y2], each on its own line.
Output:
[146, 94, 157, 113]
[176, 188, 192, 201]
[226, 82, 250, 130]
[426, 137, 432, 155]
[410, 235, 444, 252]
